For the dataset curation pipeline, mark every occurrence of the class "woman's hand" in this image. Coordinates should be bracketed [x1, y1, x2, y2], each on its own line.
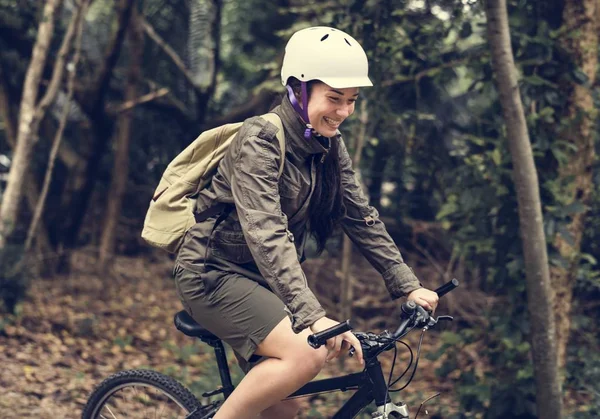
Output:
[407, 288, 439, 312]
[310, 317, 364, 366]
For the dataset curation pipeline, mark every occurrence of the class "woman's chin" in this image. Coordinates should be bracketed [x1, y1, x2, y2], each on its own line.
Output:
[314, 126, 337, 137]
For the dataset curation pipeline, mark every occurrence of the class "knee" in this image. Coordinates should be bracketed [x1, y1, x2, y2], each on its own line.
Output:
[293, 346, 327, 380]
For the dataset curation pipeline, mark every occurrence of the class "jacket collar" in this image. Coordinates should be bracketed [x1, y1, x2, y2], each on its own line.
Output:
[274, 95, 333, 159]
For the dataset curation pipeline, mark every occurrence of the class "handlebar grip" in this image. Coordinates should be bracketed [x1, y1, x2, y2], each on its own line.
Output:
[435, 278, 459, 297]
[400, 300, 417, 318]
[307, 320, 353, 349]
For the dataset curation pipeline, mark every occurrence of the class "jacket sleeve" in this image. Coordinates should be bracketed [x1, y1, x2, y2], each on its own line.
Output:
[337, 135, 422, 299]
[229, 119, 326, 333]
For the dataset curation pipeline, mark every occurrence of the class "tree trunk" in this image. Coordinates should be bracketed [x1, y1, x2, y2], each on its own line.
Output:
[25, 0, 89, 254]
[57, 0, 135, 273]
[553, 0, 598, 373]
[340, 99, 369, 322]
[485, 1, 563, 418]
[0, 57, 53, 261]
[0, 0, 63, 249]
[98, 7, 144, 270]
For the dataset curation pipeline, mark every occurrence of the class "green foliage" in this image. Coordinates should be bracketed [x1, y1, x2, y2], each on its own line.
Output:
[1, 0, 599, 416]
[428, 0, 600, 416]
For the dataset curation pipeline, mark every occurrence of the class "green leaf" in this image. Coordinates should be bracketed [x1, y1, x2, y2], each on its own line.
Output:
[492, 148, 501, 166]
[436, 200, 459, 220]
[571, 68, 589, 86]
[523, 74, 555, 87]
[580, 253, 597, 265]
[563, 201, 587, 215]
[516, 365, 533, 380]
[557, 224, 575, 246]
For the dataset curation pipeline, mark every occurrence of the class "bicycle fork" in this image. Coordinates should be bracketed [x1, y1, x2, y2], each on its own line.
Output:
[367, 359, 410, 419]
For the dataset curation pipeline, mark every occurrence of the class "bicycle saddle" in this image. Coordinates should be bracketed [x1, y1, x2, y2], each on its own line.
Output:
[174, 310, 219, 341]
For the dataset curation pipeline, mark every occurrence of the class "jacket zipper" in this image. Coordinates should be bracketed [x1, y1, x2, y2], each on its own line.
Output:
[320, 137, 330, 163]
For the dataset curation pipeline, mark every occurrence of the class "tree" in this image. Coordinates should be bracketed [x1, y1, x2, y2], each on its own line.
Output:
[553, 0, 598, 372]
[0, 0, 64, 249]
[25, 0, 89, 254]
[55, 0, 135, 272]
[98, 5, 145, 269]
[484, 0, 563, 418]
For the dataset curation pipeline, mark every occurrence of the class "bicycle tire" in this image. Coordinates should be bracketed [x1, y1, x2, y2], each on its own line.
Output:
[81, 369, 221, 419]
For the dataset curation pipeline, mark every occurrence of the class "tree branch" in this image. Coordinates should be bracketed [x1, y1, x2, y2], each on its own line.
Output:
[31, 0, 84, 137]
[0, 62, 17, 146]
[83, 0, 135, 113]
[25, 0, 89, 253]
[141, 17, 204, 95]
[203, 88, 277, 129]
[0, 0, 63, 249]
[107, 87, 169, 114]
[98, 5, 144, 268]
[381, 58, 470, 87]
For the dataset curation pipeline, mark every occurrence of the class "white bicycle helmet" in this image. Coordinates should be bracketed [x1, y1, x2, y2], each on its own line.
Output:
[281, 26, 373, 88]
[281, 27, 372, 138]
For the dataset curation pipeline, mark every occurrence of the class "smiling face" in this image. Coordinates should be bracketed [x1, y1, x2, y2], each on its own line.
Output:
[306, 82, 359, 137]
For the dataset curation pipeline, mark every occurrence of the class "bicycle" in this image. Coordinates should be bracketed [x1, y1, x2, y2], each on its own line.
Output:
[81, 278, 459, 419]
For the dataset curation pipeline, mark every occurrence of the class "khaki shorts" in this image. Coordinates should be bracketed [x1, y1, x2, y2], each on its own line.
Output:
[173, 263, 287, 372]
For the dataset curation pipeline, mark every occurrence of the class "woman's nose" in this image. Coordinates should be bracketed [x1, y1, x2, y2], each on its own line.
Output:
[336, 105, 351, 118]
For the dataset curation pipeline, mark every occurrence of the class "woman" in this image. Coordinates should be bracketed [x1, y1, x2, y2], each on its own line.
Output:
[174, 26, 439, 419]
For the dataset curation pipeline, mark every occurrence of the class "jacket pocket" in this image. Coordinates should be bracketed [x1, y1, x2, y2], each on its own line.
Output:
[173, 263, 206, 316]
[278, 164, 304, 198]
[210, 230, 255, 264]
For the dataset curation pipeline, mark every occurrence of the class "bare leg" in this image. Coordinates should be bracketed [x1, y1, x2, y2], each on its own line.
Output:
[213, 317, 327, 419]
[259, 399, 303, 419]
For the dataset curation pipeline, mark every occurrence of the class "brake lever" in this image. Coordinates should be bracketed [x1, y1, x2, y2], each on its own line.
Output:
[436, 315, 453, 323]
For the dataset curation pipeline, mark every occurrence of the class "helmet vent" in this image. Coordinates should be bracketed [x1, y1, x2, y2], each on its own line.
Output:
[320, 34, 329, 41]
[345, 38, 351, 46]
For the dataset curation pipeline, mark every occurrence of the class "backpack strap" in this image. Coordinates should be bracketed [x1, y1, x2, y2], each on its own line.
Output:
[194, 113, 286, 224]
[260, 112, 286, 178]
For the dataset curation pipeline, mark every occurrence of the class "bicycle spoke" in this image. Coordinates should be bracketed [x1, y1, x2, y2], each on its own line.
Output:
[91, 383, 192, 419]
[104, 404, 118, 419]
[83, 370, 202, 419]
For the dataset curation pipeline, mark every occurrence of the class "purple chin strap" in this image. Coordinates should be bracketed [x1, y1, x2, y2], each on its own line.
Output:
[286, 83, 313, 140]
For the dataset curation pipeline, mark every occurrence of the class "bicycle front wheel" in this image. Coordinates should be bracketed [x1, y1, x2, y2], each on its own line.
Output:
[82, 369, 221, 419]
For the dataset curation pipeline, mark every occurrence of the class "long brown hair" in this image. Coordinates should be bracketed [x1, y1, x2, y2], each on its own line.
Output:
[286, 78, 346, 254]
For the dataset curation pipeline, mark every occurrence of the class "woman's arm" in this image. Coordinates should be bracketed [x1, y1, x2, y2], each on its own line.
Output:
[336, 135, 423, 299]
[228, 117, 326, 333]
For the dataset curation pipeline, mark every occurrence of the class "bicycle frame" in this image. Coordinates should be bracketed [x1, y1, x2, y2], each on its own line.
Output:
[183, 279, 459, 418]
[288, 356, 399, 418]
[204, 337, 403, 419]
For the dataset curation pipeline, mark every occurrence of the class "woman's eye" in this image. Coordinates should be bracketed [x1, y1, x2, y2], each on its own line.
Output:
[328, 97, 339, 102]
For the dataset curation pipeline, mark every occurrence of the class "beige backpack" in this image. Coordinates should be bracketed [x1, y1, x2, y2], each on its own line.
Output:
[141, 113, 285, 253]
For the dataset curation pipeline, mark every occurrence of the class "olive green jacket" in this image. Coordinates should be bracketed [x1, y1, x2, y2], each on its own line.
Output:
[176, 96, 421, 333]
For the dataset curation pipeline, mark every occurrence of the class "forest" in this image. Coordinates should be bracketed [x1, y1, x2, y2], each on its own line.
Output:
[0, 0, 598, 418]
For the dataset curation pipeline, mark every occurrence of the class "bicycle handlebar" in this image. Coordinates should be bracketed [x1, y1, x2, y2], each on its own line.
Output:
[435, 278, 459, 297]
[307, 320, 353, 349]
[307, 279, 459, 348]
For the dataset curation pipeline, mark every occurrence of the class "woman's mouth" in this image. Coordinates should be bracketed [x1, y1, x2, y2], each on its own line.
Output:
[323, 116, 342, 129]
